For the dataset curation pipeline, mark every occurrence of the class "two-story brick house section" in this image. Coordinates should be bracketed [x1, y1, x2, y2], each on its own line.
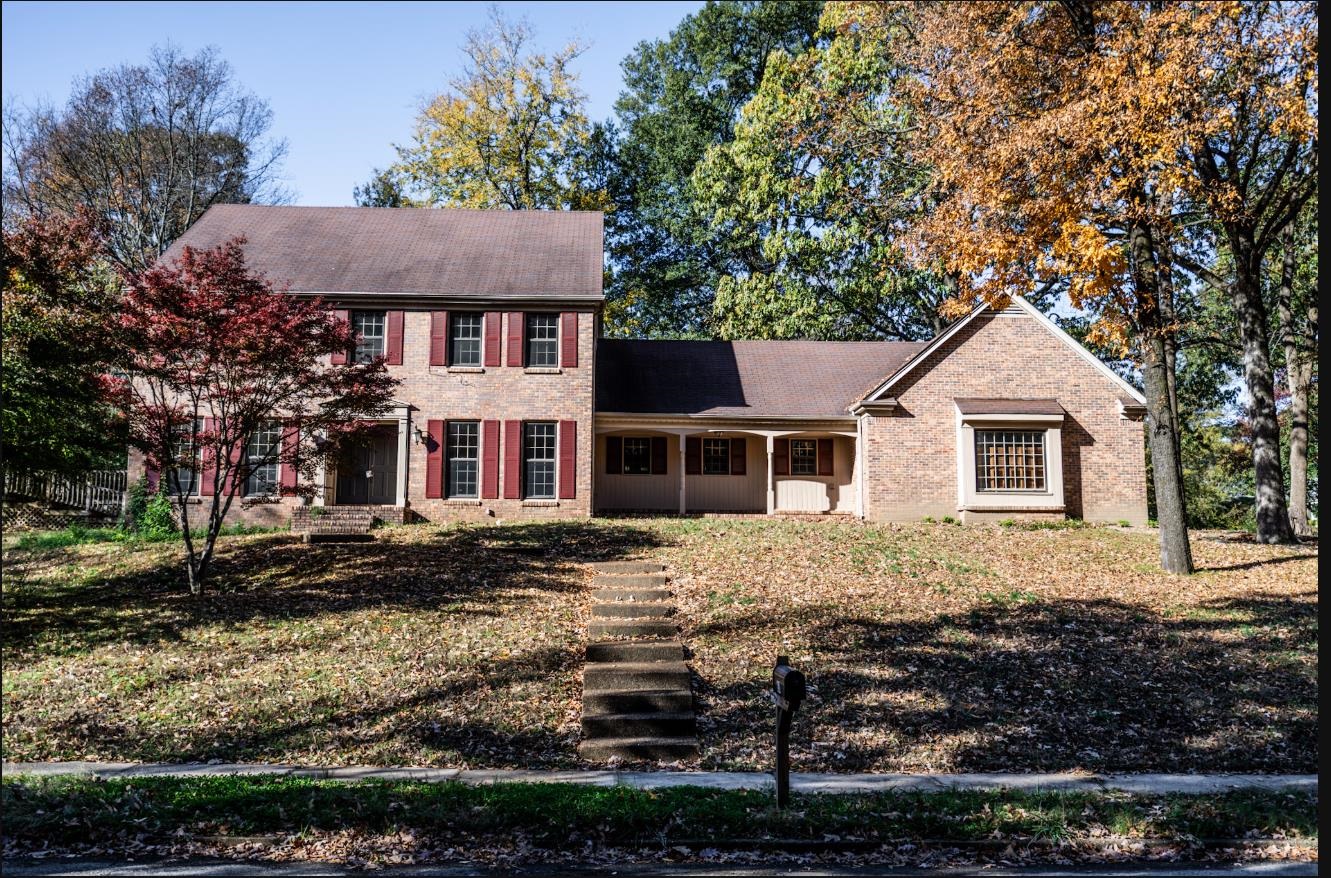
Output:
[143, 204, 1149, 527]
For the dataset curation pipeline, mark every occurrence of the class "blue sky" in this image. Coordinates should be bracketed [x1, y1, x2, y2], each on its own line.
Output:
[1, 1, 702, 205]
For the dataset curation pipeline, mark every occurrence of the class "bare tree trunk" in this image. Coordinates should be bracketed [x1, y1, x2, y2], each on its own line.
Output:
[1231, 236, 1296, 544]
[1277, 223, 1313, 537]
[1128, 221, 1193, 573]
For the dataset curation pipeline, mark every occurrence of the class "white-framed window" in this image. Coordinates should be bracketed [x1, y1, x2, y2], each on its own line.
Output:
[622, 437, 651, 475]
[245, 421, 282, 496]
[525, 314, 558, 367]
[702, 438, 730, 475]
[168, 419, 200, 495]
[790, 439, 818, 475]
[447, 421, 479, 498]
[524, 421, 556, 498]
[450, 313, 483, 366]
[975, 429, 1046, 492]
[351, 310, 386, 363]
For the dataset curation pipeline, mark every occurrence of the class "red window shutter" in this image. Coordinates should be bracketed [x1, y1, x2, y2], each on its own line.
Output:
[484, 312, 502, 367]
[481, 419, 500, 498]
[425, 419, 444, 498]
[558, 420, 577, 499]
[606, 436, 623, 474]
[503, 420, 522, 498]
[774, 438, 790, 476]
[560, 312, 578, 368]
[279, 421, 300, 494]
[685, 437, 701, 475]
[730, 437, 746, 475]
[199, 417, 218, 495]
[650, 436, 667, 475]
[386, 311, 404, 365]
[331, 310, 350, 365]
[222, 436, 242, 497]
[429, 312, 448, 366]
[818, 438, 834, 476]
[506, 312, 524, 367]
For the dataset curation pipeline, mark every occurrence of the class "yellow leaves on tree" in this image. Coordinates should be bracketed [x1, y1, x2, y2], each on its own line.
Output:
[389, 11, 610, 212]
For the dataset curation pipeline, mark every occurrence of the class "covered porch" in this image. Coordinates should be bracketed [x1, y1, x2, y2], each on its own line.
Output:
[594, 417, 862, 516]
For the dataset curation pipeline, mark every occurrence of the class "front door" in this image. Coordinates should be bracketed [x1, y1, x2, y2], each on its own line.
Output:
[336, 426, 398, 505]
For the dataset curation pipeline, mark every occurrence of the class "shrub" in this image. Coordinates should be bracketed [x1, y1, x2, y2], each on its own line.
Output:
[922, 515, 935, 523]
[941, 515, 959, 525]
[138, 490, 178, 540]
[123, 476, 150, 529]
[1117, 520, 1131, 527]
[998, 518, 1016, 527]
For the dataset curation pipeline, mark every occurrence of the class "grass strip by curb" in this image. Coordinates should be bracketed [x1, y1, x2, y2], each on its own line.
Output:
[2, 775, 1317, 849]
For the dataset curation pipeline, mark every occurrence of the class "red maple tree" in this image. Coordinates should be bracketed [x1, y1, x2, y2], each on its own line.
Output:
[105, 237, 399, 592]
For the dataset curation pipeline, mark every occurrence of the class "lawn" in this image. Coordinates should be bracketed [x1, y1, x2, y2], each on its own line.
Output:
[1, 518, 1317, 773]
[2, 775, 1316, 867]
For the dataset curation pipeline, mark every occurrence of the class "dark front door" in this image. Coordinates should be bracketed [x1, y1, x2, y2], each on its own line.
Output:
[336, 427, 398, 505]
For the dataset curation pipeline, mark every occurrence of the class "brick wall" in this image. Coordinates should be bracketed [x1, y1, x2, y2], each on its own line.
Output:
[863, 310, 1148, 525]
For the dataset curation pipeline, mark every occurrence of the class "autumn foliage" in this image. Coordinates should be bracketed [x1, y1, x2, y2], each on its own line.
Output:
[105, 238, 398, 591]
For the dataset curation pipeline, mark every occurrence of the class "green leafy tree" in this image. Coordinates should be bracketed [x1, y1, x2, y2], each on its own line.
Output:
[692, 3, 950, 340]
[1, 211, 124, 477]
[605, 0, 822, 336]
[383, 11, 607, 211]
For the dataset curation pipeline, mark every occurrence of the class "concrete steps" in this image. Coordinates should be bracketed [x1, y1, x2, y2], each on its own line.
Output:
[579, 562, 698, 762]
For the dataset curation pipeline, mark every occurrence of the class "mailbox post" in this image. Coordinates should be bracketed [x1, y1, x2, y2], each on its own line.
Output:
[771, 654, 806, 809]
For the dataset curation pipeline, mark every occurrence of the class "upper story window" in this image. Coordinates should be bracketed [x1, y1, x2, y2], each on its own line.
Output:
[246, 421, 281, 496]
[975, 429, 1046, 491]
[622, 438, 651, 475]
[523, 421, 556, 499]
[790, 439, 818, 476]
[450, 313, 483, 367]
[351, 310, 386, 363]
[525, 313, 558, 367]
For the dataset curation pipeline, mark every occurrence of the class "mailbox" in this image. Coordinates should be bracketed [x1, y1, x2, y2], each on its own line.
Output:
[770, 654, 806, 808]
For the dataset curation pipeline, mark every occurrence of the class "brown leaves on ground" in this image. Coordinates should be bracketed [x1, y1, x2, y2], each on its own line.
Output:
[1, 518, 1317, 773]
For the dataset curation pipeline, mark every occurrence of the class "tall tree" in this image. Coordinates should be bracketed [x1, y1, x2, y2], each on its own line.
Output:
[1172, 2, 1317, 544]
[1, 212, 124, 476]
[106, 240, 398, 593]
[606, 1, 823, 336]
[896, 1, 1203, 572]
[1273, 199, 1318, 535]
[2, 45, 288, 271]
[384, 11, 607, 211]
[692, 3, 948, 340]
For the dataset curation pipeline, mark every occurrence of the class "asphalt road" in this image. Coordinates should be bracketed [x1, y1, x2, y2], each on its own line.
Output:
[0, 858, 1318, 877]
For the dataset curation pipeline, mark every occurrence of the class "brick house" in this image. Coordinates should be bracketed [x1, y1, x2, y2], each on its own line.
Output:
[137, 205, 1148, 527]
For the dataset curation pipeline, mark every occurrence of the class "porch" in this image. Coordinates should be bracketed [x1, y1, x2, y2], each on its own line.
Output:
[594, 419, 861, 516]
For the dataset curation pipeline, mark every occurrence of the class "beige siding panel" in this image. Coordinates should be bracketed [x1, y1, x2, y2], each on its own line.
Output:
[596, 433, 677, 510]
[686, 434, 766, 512]
[773, 436, 855, 512]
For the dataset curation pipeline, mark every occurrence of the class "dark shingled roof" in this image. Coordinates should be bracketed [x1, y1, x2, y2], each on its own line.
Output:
[161, 205, 604, 298]
[954, 398, 1064, 415]
[597, 339, 928, 419]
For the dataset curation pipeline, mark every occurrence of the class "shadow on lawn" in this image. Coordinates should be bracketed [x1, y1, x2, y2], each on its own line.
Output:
[694, 590, 1318, 774]
[1, 520, 668, 660]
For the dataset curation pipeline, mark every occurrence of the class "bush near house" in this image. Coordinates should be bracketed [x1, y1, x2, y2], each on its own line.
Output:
[1, 519, 1316, 773]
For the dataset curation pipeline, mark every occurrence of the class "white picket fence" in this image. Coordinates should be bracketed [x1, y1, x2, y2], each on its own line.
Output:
[2, 468, 128, 515]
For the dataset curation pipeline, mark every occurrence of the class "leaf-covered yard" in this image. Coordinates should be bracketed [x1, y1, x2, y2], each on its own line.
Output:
[1, 519, 1317, 773]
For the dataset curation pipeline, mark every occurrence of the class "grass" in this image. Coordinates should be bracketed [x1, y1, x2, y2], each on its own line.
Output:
[2, 518, 1318, 774]
[1, 775, 1317, 851]
[8, 521, 285, 552]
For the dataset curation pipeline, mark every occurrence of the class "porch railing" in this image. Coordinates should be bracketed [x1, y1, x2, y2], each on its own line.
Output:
[1, 468, 128, 515]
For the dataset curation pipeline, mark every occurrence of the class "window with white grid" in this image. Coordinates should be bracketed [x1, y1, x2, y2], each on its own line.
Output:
[351, 311, 386, 363]
[246, 421, 281, 496]
[622, 437, 651, 474]
[450, 313, 482, 366]
[975, 430, 1046, 491]
[525, 314, 558, 367]
[523, 422, 556, 499]
[169, 419, 200, 495]
[447, 421, 479, 498]
[790, 439, 818, 475]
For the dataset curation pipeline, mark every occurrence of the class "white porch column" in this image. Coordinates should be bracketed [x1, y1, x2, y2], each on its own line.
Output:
[678, 435, 687, 514]
[395, 415, 410, 508]
[765, 434, 775, 514]
[855, 416, 865, 519]
[313, 458, 327, 506]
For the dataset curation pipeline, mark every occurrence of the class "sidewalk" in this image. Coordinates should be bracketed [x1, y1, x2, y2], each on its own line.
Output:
[3, 761, 1317, 795]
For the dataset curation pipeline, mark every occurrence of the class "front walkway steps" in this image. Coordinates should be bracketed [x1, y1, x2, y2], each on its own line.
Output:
[578, 561, 700, 762]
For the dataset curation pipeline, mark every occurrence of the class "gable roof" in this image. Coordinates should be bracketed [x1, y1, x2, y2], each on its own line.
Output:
[596, 339, 927, 419]
[861, 296, 1147, 405]
[161, 205, 604, 299]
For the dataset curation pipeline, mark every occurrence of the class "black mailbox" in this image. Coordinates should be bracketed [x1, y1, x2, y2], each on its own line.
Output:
[771, 654, 806, 808]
